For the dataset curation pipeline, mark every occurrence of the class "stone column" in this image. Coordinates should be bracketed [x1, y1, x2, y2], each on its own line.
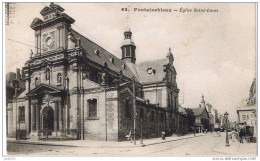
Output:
[31, 104, 36, 132]
[7, 108, 13, 136]
[58, 101, 63, 131]
[54, 102, 58, 137]
[36, 105, 40, 133]
[64, 104, 67, 135]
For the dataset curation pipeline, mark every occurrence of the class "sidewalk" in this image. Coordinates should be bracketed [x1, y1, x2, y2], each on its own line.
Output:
[212, 135, 257, 155]
[7, 133, 207, 148]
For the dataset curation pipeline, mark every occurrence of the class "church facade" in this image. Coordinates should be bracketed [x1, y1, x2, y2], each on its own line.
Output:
[7, 3, 183, 141]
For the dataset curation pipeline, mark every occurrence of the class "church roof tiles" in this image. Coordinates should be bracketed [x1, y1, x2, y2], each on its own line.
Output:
[71, 29, 137, 80]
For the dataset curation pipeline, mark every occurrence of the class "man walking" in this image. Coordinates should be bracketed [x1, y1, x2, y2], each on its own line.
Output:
[239, 129, 243, 143]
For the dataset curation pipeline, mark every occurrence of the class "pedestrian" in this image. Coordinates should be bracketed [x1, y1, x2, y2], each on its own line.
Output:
[242, 128, 246, 143]
[231, 129, 235, 141]
[161, 131, 166, 140]
[217, 130, 221, 137]
[194, 129, 196, 136]
[126, 130, 132, 142]
[239, 129, 243, 143]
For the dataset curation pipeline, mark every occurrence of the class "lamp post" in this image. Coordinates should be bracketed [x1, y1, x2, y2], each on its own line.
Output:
[132, 77, 136, 145]
[224, 112, 230, 147]
[140, 117, 143, 145]
[120, 78, 140, 145]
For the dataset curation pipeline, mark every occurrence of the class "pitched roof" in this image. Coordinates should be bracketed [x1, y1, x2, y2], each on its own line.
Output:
[190, 107, 205, 116]
[71, 29, 171, 85]
[135, 58, 169, 84]
[71, 29, 137, 80]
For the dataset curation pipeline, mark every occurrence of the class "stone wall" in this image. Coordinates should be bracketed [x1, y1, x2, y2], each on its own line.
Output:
[118, 87, 167, 141]
[83, 89, 119, 141]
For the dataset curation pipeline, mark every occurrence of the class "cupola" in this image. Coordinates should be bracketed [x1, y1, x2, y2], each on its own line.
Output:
[121, 27, 136, 64]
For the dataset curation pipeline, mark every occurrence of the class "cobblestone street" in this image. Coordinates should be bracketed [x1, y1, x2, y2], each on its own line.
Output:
[6, 132, 257, 156]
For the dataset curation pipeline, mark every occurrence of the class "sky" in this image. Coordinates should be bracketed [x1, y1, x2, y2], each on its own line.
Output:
[5, 3, 256, 121]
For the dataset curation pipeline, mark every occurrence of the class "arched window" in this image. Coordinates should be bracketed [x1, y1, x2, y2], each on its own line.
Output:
[46, 68, 50, 81]
[19, 106, 25, 122]
[88, 99, 97, 118]
[57, 73, 62, 84]
[35, 77, 39, 86]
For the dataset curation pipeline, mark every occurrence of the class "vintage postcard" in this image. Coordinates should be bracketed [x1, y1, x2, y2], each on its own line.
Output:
[3, 2, 257, 157]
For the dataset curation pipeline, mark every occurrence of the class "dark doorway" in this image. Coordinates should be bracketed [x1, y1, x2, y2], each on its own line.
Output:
[43, 107, 54, 135]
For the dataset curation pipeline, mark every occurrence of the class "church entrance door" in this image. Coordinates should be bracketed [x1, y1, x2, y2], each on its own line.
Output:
[42, 106, 54, 135]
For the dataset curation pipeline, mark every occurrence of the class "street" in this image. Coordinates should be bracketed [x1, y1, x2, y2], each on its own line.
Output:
[7, 132, 257, 156]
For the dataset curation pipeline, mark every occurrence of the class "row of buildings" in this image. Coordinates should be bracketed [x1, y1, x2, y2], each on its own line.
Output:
[6, 3, 224, 141]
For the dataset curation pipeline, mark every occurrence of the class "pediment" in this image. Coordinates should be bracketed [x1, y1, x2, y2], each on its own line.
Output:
[26, 84, 63, 97]
[40, 4, 64, 16]
[30, 18, 43, 28]
[40, 6, 52, 15]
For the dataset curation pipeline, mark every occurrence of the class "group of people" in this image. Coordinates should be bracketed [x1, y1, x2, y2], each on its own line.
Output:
[126, 130, 167, 141]
[126, 128, 248, 143]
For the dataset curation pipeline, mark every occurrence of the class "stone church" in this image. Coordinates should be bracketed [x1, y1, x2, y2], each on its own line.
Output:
[7, 3, 185, 141]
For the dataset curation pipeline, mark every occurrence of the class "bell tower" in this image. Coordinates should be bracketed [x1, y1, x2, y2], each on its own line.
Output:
[121, 28, 136, 64]
[30, 3, 75, 55]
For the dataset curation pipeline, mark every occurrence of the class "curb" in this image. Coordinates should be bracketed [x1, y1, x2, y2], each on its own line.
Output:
[7, 134, 208, 148]
[7, 140, 77, 147]
[143, 134, 206, 147]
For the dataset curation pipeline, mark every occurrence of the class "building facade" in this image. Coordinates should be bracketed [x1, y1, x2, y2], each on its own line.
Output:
[206, 103, 215, 131]
[188, 95, 210, 133]
[237, 77, 256, 138]
[7, 3, 183, 141]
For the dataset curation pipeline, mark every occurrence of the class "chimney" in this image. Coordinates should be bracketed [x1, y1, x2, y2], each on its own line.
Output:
[21, 70, 25, 79]
[16, 68, 21, 80]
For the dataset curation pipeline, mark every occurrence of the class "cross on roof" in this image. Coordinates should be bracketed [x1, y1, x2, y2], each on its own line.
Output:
[126, 15, 129, 27]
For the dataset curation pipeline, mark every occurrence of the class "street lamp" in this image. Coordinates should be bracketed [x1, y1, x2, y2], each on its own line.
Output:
[224, 112, 230, 147]
[119, 78, 140, 145]
[140, 117, 143, 145]
[132, 77, 136, 145]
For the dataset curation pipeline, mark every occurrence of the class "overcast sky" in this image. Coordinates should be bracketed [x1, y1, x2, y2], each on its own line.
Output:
[5, 3, 256, 121]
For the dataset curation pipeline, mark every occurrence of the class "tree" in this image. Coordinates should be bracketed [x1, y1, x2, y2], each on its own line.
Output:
[185, 108, 195, 132]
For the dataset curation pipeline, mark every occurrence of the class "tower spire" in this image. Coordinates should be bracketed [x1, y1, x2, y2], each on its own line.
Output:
[126, 15, 129, 29]
[201, 93, 205, 102]
[200, 93, 206, 108]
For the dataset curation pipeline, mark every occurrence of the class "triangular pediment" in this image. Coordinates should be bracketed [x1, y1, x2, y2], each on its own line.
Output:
[26, 83, 63, 97]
